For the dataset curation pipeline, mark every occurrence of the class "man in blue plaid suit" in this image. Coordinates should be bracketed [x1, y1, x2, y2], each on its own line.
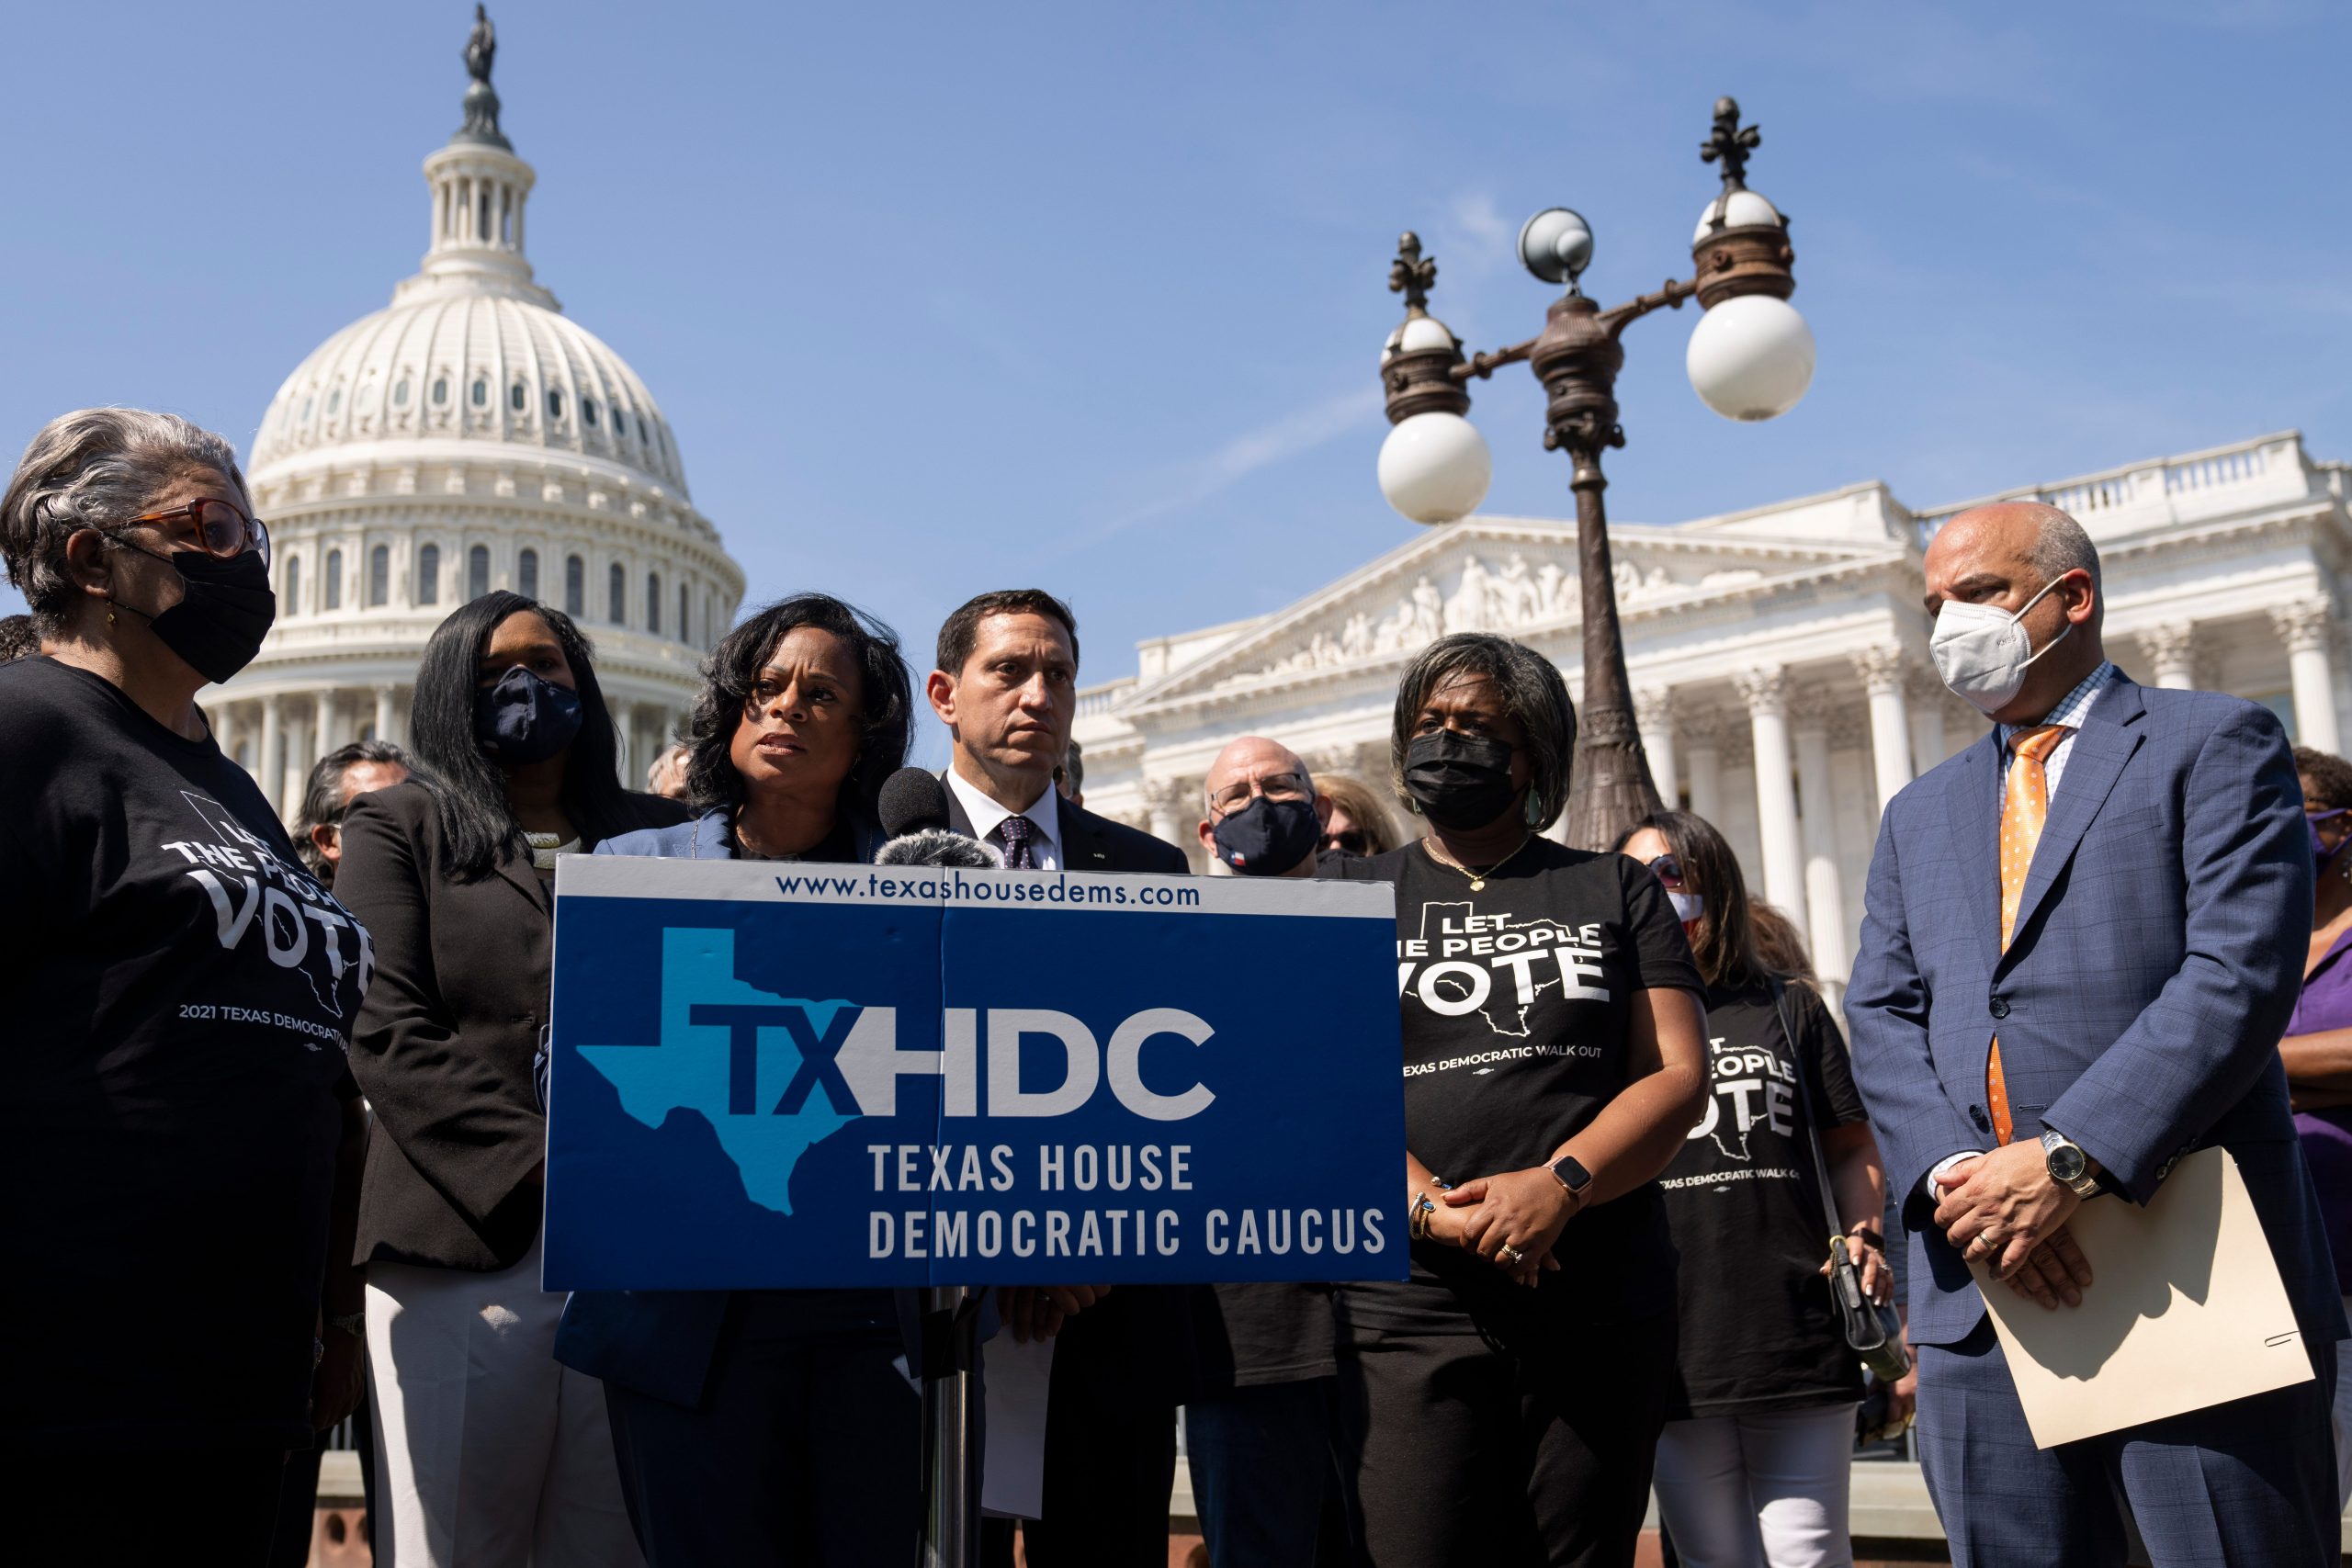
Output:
[1847, 502, 2344, 1565]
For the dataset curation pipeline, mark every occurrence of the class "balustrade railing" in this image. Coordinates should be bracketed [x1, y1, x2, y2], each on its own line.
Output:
[1075, 677, 1136, 717]
[1913, 433, 2296, 549]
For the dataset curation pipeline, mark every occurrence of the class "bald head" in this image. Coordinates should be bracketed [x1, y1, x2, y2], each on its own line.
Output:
[1204, 736, 1308, 802]
[1199, 736, 1322, 877]
[1923, 501, 2104, 723]
[1928, 502, 2100, 605]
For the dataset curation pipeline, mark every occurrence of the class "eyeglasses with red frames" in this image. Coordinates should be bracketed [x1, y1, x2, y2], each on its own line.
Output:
[123, 499, 271, 567]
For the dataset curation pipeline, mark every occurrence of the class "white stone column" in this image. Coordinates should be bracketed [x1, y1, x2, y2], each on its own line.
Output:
[2136, 622, 2200, 690]
[1634, 687, 1679, 808]
[1143, 774, 1190, 848]
[1736, 666, 1807, 937]
[258, 694, 284, 817]
[1851, 647, 1914, 817]
[321, 689, 352, 754]
[373, 684, 398, 747]
[279, 697, 312, 820]
[217, 703, 245, 773]
[1683, 710, 1724, 824]
[2272, 600, 2342, 754]
[1790, 689, 1848, 977]
[1905, 669, 1948, 774]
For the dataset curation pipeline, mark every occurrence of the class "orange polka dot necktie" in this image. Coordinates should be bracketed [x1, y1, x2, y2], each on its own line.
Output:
[1987, 723, 2066, 1146]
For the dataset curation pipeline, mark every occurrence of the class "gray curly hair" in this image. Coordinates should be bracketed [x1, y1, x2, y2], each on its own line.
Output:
[0, 408, 249, 635]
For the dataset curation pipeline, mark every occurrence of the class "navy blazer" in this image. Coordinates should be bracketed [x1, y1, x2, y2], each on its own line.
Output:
[551, 808, 916, 1408]
[1846, 673, 2344, 1348]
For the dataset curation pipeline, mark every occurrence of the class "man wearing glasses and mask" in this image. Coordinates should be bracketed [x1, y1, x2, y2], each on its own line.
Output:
[1182, 736, 1356, 1567]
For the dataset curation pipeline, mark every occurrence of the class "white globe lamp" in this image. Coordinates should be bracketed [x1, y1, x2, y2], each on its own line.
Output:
[1686, 293, 1815, 422]
[1377, 411, 1491, 525]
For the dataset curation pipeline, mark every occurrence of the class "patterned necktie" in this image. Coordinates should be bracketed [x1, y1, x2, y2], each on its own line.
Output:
[998, 812, 1035, 870]
[1985, 723, 2066, 1145]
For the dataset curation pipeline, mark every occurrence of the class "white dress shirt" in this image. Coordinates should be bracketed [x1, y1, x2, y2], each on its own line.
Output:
[944, 767, 1064, 871]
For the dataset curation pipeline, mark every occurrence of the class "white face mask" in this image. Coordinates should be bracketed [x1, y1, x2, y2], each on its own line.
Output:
[1665, 889, 1704, 923]
[1929, 575, 2074, 716]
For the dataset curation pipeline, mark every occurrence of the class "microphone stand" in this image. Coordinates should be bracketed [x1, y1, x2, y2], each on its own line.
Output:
[919, 1284, 986, 1568]
[872, 779, 1006, 1568]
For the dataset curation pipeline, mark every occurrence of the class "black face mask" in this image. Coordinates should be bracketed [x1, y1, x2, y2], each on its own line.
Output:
[1212, 794, 1322, 876]
[1404, 729, 1521, 830]
[108, 541, 277, 684]
[475, 665, 584, 764]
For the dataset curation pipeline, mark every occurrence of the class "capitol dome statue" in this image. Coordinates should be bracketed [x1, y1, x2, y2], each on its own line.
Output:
[217, 10, 744, 815]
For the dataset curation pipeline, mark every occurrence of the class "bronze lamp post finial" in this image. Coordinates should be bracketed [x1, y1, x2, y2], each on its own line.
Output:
[1700, 96, 1761, 195]
[1389, 231, 1438, 313]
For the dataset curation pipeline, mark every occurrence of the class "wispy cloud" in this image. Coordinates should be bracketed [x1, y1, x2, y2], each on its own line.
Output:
[1065, 385, 1384, 552]
[1448, 193, 1515, 271]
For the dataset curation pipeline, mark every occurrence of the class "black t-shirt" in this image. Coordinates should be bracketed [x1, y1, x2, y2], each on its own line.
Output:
[1335, 840, 1702, 1329]
[1658, 978, 1867, 1416]
[0, 658, 367, 1451]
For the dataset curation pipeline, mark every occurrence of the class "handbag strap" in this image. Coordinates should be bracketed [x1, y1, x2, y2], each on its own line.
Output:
[1769, 977, 1846, 1249]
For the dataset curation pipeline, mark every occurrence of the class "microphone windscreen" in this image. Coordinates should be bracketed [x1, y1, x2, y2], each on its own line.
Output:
[878, 767, 951, 839]
[875, 829, 1003, 869]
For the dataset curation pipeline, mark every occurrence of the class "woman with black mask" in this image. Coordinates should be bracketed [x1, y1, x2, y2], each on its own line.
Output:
[0, 409, 369, 1565]
[1326, 633, 1709, 1568]
[335, 591, 685, 1568]
[1615, 809, 1894, 1568]
[555, 592, 922, 1566]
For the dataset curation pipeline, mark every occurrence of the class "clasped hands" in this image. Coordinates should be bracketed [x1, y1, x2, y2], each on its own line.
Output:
[1932, 1141, 2096, 1311]
[1433, 1168, 1580, 1288]
[1002, 1284, 1112, 1343]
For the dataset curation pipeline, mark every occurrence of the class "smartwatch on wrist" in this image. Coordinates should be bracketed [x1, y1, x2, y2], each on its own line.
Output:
[1545, 1154, 1593, 1205]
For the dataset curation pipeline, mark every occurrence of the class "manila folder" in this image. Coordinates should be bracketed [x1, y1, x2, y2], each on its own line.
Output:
[1974, 1145, 2312, 1448]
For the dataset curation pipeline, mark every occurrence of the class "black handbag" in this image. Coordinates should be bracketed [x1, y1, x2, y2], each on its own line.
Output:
[1770, 979, 1911, 1385]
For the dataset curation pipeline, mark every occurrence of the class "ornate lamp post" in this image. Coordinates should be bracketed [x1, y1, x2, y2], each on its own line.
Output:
[1376, 97, 1816, 850]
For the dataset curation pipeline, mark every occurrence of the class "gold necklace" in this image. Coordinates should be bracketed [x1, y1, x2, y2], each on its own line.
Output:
[1422, 833, 1533, 892]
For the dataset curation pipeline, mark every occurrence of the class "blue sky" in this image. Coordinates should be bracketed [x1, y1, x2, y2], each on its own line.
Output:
[4, 0, 2346, 713]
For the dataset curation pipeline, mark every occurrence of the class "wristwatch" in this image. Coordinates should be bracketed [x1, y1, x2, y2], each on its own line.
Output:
[2040, 1129, 2100, 1198]
[1545, 1154, 1594, 1204]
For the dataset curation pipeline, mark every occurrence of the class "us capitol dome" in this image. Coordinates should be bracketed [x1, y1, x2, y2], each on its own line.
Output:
[217, 13, 744, 816]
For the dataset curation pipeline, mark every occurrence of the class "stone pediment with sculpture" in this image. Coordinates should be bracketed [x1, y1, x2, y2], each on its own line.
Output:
[1126, 516, 1866, 706]
[1199, 545, 1679, 693]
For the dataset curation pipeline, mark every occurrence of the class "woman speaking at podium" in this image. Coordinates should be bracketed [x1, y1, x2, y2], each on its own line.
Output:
[1325, 633, 1710, 1568]
[553, 592, 924, 1567]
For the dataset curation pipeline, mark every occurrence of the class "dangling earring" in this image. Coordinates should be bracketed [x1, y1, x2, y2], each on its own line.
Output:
[1523, 789, 1544, 828]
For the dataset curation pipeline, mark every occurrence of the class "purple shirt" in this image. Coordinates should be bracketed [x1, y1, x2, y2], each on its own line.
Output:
[2289, 925, 2352, 1294]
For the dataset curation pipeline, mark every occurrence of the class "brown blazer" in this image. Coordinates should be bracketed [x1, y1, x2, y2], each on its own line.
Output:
[336, 779, 689, 1270]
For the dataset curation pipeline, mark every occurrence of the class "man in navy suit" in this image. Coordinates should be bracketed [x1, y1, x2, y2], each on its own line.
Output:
[1847, 502, 2345, 1565]
[925, 588, 1200, 1568]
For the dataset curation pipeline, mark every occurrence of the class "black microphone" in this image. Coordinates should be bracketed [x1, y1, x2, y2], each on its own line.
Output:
[878, 766, 951, 838]
[875, 767, 1002, 868]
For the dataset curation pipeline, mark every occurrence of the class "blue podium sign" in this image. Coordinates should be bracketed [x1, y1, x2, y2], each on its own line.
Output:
[542, 856, 1407, 1290]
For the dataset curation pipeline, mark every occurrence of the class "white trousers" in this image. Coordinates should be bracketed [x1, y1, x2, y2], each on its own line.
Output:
[1652, 1403, 1860, 1568]
[365, 1230, 642, 1568]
